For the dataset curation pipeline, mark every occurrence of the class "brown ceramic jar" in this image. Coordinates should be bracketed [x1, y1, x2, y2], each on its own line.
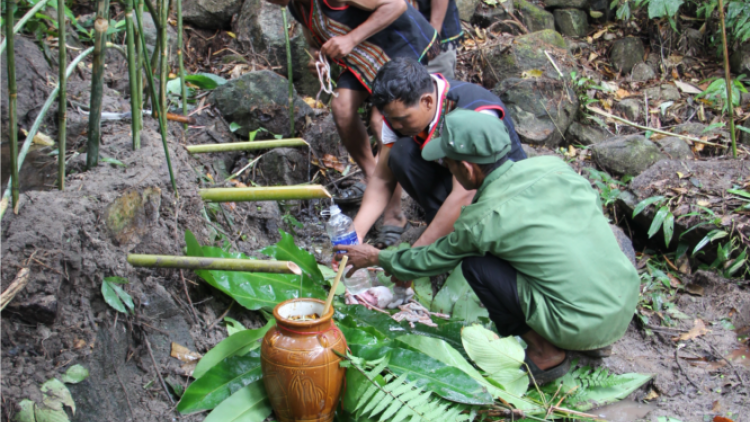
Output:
[261, 298, 347, 422]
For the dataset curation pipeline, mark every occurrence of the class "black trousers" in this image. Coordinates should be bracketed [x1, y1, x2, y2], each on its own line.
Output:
[461, 254, 530, 337]
[388, 138, 453, 223]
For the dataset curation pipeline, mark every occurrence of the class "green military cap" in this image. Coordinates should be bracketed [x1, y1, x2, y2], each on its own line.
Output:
[422, 109, 511, 164]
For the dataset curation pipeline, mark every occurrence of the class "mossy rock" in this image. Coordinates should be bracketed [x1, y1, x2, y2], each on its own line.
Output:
[515, 0, 554, 31]
[591, 135, 666, 176]
[483, 29, 570, 85]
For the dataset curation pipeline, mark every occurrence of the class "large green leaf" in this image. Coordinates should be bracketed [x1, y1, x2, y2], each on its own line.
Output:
[350, 345, 494, 405]
[14, 399, 36, 422]
[461, 325, 528, 398]
[185, 231, 327, 311]
[193, 320, 275, 379]
[202, 379, 273, 422]
[40, 379, 75, 414]
[339, 325, 392, 348]
[648, 206, 670, 239]
[262, 230, 326, 287]
[411, 277, 434, 309]
[224, 317, 247, 336]
[431, 268, 487, 323]
[452, 289, 488, 324]
[648, 0, 684, 18]
[60, 365, 89, 384]
[101, 279, 133, 314]
[177, 356, 263, 414]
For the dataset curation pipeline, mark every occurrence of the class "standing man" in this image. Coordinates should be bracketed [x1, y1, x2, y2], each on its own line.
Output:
[266, 0, 439, 206]
[409, 0, 463, 78]
[355, 57, 526, 248]
[337, 110, 640, 384]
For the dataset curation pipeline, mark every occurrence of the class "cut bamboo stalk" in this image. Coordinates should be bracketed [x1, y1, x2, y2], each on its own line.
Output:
[135, 5, 178, 194]
[6, 0, 20, 212]
[323, 256, 347, 315]
[0, 0, 52, 54]
[282, 7, 294, 136]
[125, 0, 141, 150]
[127, 254, 302, 275]
[718, 0, 737, 158]
[158, 0, 168, 127]
[0, 268, 30, 311]
[186, 138, 309, 154]
[199, 186, 332, 202]
[135, 0, 144, 136]
[176, 0, 188, 133]
[0, 48, 94, 220]
[57, 0, 67, 190]
[86, 0, 110, 169]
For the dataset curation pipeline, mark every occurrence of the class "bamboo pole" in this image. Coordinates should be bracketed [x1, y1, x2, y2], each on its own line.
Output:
[86, 0, 110, 169]
[186, 138, 309, 154]
[0, 48, 94, 220]
[176, 0, 188, 132]
[6, 0, 20, 212]
[127, 254, 302, 274]
[124, 0, 141, 150]
[135, 2, 179, 194]
[0, 268, 30, 310]
[135, 0, 144, 136]
[281, 7, 294, 136]
[718, 0, 737, 158]
[57, 0, 67, 190]
[199, 185, 332, 202]
[158, 0, 168, 123]
[0, 0, 52, 54]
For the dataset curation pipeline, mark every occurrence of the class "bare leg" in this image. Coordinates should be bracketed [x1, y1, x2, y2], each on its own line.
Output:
[370, 108, 407, 229]
[521, 330, 566, 371]
[331, 88, 376, 179]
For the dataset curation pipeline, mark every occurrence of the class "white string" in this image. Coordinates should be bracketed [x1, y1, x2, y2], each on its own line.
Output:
[315, 51, 338, 102]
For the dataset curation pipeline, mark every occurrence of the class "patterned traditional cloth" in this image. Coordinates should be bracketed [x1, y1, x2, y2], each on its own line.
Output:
[288, 0, 439, 92]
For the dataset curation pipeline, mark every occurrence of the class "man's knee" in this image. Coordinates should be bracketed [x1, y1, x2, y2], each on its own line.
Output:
[331, 93, 357, 124]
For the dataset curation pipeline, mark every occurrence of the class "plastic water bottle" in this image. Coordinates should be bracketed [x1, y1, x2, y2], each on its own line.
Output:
[325, 205, 370, 294]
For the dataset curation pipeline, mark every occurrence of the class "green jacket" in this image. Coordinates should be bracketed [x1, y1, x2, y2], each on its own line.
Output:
[379, 156, 639, 350]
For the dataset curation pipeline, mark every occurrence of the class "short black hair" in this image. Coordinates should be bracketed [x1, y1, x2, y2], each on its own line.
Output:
[477, 158, 508, 175]
[371, 57, 433, 111]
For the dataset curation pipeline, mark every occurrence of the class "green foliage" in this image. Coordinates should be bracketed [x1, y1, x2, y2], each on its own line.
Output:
[101, 276, 134, 314]
[223, 317, 246, 335]
[585, 168, 626, 209]
[570, 71, 606, 115]
[430, 267, 488, 324]
[281, 213, 303, 235]
[460, 325, 528, 398]
[177, 355, 263, 414]
[192, 320, 275, 379]
[633, 196, 677, 247]
[696, 75, 748, 113]
[202, 380, 272, 422]
[59, 365, 89, 384]
[13, 369, 88, 422]
[167, 73, 227, 105]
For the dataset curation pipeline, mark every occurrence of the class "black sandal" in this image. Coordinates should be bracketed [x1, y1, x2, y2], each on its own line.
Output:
[374, 224, 409, 249]
[335, 181, 367, 205]
[577, 345, 613, 358]
[524, 353, 571, 385]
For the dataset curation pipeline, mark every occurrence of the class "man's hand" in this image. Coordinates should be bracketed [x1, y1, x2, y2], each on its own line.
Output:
[321, 35, 356, 59]
[334, 243, 380, 276]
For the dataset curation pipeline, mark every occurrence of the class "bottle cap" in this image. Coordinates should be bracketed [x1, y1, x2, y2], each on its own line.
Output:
[321, 204, 341, 217]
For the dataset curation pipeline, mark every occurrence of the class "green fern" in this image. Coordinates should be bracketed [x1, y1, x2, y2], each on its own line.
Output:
[349, 355, 476, 422]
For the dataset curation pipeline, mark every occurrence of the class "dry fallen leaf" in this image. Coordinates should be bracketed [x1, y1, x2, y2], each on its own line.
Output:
[684, 283, 705, 296]
[673, 319, 709, 341]
[714, 417, 735, 422]
[592, 28, 608, 39]
[588, 52, 599, 62]
[73, 339, 87, 349]
[33, 132, 55, 146]
[521, 69, 543, 79]
[226, 31, 236, 38]
[615, 89, 631, 99]
[170, 342, 202, 364]
[643, 389, 659, 401]
[712, 400, 722, 413]
[321, 154, 346, 173]
[674, 80, 703, 94]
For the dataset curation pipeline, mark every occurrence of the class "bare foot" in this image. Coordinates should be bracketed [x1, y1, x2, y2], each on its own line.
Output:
[521, 330, 566, 370]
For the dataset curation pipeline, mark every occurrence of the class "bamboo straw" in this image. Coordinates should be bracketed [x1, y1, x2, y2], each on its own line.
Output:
[717, 0, 737, 158]
[186, 139, 309, 154]
[176, 0, 188, 133]
[158, 0, 168, 125]
[135, 6, 179, 194]
[135, 0, 144, 137]
[87, 0, 110, 169]
[0, 48, 94, 220]
[6, 0, 20, 211]
[127, 254, 302, 274]
[199, 186, 332, 202]
[281, 7, 294, 136]
[0, 0, 52, 54]
[57, 0, 67, 190]
[323, 256, 347, 315]
[124, 0, 141, 150]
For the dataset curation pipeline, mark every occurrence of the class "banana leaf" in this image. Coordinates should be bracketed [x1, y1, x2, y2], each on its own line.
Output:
[262, 230, 325, 287]
[193, 320, 275, 379]
[349, 345, 494, 405]
[431, 268, 488, 324]
[177, 355, 263, 414]
[185, 230, 327, 311]
[202, 379, 273, 422]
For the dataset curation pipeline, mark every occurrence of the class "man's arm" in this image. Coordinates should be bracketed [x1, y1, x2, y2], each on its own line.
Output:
[412, 176, 474, 248]
[353, 146, 398, 242]
[320, 0, 407, 59]
[428, 0, 449, 33]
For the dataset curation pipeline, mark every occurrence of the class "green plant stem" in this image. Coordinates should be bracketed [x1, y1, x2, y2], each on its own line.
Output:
[87, 0, 111, 169]
[127, 254, 302, 274]
[186, 139, 309, 154]
[135, 0, 144, 134]
[0, 0, 52, 55]
[718, 0, 737, 158]
[176, 0, 187, 132]
[282, 7, 294, 136]
[124, 0, 141, 150]
[199, 186, 332, 202]
[0, 47, 95, 220]
[135, 2, 178, 194]
[6, 0, 19, 211]
[159, 0, 168, 123]
[57, 0, 67, 190]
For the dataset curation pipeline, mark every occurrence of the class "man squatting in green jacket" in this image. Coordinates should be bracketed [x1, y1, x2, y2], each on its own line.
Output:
[336, 110, 640, 384]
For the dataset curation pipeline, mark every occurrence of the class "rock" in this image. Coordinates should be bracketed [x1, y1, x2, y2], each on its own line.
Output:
[545, 0, 590, 8]
[730, 42, 750, 75]
[183, 0, 243, 29]
[140, 12, 178, 60]
[554, 9, 588, 37]
[591, 135, 666, 176]
[495, 78, 578, 147]
[303, 114, 346, 158]
[456, 0, 483, 21]
[631, 62, 655, 81]
[472, 1, 514, 29]
[655, 137, 694, 160]
[256, 148, 310, 186]
[589, 0, 610, 21]
[609, 37, 644, 73]
[104, 188, 162, 249]
[483, 29, 572, 85]
[521, 144, 537, 157]
[515, 0, 555, 32]
[616, 98, 643, 122]
[7, 295, 58, 325]
[643, 83, 681, 101]
[566, 121, 611, 145]
[610, 224, 635, 266]
[742, 119, 750, 145]
[210, 70, 313, 138]
[0, 37, 54, 132]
